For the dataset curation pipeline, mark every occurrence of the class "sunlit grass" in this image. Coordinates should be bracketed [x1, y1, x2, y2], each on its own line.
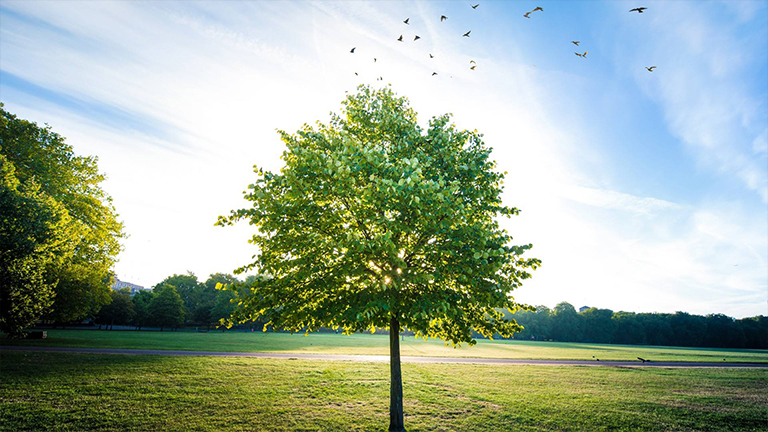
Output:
[2, 329, 766, 362]
[1, 351, 766, 431]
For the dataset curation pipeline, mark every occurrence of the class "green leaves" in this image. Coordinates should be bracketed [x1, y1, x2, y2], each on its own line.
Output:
[1, 105, 124, 327]
[220, 85, 540, 345]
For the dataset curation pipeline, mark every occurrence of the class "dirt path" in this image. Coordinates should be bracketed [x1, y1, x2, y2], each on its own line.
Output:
[2, 346, 766, 368]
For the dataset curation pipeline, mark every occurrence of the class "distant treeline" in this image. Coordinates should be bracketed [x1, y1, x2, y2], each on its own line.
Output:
[504, 302, 767, 349]
[90, 275, 767, 350]
[92, 272, 249, 331]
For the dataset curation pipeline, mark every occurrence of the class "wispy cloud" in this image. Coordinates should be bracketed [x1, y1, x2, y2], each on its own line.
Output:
[558, 185, 680, 215]
[623, 1, 768, 202]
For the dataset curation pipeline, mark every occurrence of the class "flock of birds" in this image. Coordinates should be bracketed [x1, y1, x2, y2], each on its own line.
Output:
[348, 4, 657, 79]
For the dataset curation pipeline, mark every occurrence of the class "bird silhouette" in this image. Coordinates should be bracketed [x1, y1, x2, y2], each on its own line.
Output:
[574, 50, 587, 58]
[472, 4, 479, 9]
[533, 7, 543, 12]
[524, 12, 531, 18]
[470, 60, 476, 64]
[441, 15, 447, 22]
[463, 30, 471, 37]
[646, 66, 657, 72]
[374, 58, 377, 62]
[397, 35, 403, 42]
[414, 35, 421, 41]
[572, 41, 580, 46]
[432, 72, 438, 76]
[404, 18, 410, 24]
[429, 54, 434, 58]
[354, 72, 358, 76]
[629, 7, 647, 13]
[470, 65, 476, 70]
[637, 357, 648, 363]
[350, 47, 356, 53]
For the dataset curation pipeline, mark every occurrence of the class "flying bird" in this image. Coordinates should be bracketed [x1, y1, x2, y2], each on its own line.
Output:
[374, 58, 377, 62]
[470, 60, 476, 64]
[533, 7, 543, 12]
[354, 72, 358, 76]
[470, 65, 476, 70]
[646, 66, 657, 72]
[572, 41, 580, 46]
[463, 30, 471, 37]
[350, 47, 356, 53]
[441, 15, 447, 22]
[404, 18, 410, 24]
[524, 12, 531, 18]
[637, 357, 648, 363]
[397, 35, 403, 42]
[472, 4, 479, 9]
[629, 7, 647, 13]
[574, 50, 587, 58]
[414, 35, 421, 41]
[432, 72, 438, 76]
[429, 53, 434, 58]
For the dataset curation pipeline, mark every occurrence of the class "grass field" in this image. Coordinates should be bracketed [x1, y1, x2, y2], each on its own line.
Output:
[2, 329, 767, 363]
[1, 351, 766, 431]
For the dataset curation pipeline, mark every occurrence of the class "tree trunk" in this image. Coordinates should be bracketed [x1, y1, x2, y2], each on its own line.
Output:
[389, 316, 405, 432]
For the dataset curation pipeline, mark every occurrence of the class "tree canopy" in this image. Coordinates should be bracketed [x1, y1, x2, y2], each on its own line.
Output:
[509, 302, 767, 349]
[0, 155, 74, 336]
[95, 290, 135, 329]
[0, 105, 124, 335]
[149, 285, 185, 331]
[218, 86, 540, 431]
[219, 86, 540, 343]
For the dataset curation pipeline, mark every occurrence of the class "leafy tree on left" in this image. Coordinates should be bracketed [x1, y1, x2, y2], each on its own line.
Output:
[0, 105, 124, 336]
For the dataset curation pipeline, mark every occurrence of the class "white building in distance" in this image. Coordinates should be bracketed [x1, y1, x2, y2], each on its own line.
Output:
[111, 278, 150, 296]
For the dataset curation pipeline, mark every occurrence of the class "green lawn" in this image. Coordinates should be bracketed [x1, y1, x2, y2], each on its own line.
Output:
[2, 329, 766, 363]
[1, 351, 766, 431]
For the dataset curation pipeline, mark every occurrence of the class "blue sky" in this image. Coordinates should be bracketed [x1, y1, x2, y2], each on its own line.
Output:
[1, 1, 766, 317]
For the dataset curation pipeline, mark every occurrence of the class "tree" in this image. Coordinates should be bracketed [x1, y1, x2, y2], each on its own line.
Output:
[205, 273, 239, 328]
[154, 273, 201, 323]
[132, 290, 155, 330]
[211, 288, 237, 329]
[580, 307, 614, 343]
[612, 312, 645, 345]
[0, 105, 124, 325]
[95, 290, 135, 330]
[551, 302, 583, 342]
[149, 285, 185, 331]
[217, 86, 540, 431]
[0, 155, 75, 337]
